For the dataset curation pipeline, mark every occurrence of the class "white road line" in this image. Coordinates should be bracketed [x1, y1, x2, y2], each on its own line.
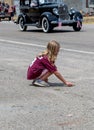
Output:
[63, 48, 94, 55]
[0, 39, 45, 48]
[0, 21, 14, 24]
[0, 38, 94, 55]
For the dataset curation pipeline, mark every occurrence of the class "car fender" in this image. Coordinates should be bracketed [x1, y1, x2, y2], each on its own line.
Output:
[16, 13, 27, 24]
[73, 11, 83, 22]
[69, 8, 83, 21]
[40, 12, 57, 23]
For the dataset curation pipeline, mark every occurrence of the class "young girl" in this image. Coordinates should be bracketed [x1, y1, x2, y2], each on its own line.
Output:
[27, 40, 74, 87]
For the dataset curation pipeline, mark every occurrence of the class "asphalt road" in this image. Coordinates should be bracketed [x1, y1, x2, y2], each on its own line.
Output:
[0, 21, 94, 130]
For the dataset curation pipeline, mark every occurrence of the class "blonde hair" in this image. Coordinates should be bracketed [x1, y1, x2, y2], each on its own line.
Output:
[38, 40, 60, 63]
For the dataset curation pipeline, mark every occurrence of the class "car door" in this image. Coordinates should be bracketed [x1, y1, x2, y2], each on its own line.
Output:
[29, 0, 40, 22]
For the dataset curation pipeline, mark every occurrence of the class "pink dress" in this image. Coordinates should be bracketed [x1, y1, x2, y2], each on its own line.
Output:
[27, 56, 57, 80]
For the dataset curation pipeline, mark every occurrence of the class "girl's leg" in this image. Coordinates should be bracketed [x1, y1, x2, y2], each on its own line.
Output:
[32, 70, 53, 87]
[40, 71, 52, 81]
[38, 69, 49, 82]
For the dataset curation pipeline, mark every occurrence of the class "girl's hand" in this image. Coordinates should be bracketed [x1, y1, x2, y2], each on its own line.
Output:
[65, 81, 74, 87]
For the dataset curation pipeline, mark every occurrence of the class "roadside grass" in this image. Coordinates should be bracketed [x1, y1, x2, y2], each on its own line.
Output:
[83, 16, 94, 24]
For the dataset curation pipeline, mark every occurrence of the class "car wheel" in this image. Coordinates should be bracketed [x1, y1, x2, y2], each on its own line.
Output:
[9, 17, 11, 21]
[73, 21, 82, 31]
[19, 17, 27, 31]
[73, 12, 82, 31]
[42, 17, 52, 33]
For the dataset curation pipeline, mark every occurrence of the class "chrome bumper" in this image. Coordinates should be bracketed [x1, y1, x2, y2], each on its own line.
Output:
[51, 19, 76, 25]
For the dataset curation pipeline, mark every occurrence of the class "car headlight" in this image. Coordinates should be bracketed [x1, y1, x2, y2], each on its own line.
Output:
[53, 8, 58, 15]
[69, 7, 76, 14]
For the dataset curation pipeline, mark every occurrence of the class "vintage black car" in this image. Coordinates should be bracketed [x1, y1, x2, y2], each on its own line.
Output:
[16, 0, 83, 33]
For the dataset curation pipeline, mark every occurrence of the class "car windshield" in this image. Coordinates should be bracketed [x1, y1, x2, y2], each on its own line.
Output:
[39, 0, 64, 4]
[20, 0, 64, 6]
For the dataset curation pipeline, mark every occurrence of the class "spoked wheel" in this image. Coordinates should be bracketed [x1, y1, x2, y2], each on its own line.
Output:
[19, 17, 27, 31]
[42, 17, 52, 33]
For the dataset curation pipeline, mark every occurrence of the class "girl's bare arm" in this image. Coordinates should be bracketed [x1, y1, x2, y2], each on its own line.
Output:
[54, 71, 74, 87]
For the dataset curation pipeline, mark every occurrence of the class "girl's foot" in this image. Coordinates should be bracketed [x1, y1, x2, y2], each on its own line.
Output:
[33, 79, 50, 87]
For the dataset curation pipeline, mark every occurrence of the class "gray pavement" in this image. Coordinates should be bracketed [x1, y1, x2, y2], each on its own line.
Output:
[0, 22, 94, 130]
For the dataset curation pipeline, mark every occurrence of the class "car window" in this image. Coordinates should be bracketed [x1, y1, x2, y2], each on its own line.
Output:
[20, 0, 31, 6]
[39, 0, 44, 4]
[39, 0, 63, 4]
[30, 0, 38, 6]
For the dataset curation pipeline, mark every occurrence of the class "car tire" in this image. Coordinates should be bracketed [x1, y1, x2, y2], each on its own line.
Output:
[42, 17, 52, 33]
[9, 17, 11, 21]
[73, 21, 82, 31]
[73, 12, 82, 31]
[19, 17, 27, 31]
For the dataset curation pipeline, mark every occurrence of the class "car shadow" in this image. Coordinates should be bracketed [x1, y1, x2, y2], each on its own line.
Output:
[25, 28, 74, 33]
[26, 28, 84, 33]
